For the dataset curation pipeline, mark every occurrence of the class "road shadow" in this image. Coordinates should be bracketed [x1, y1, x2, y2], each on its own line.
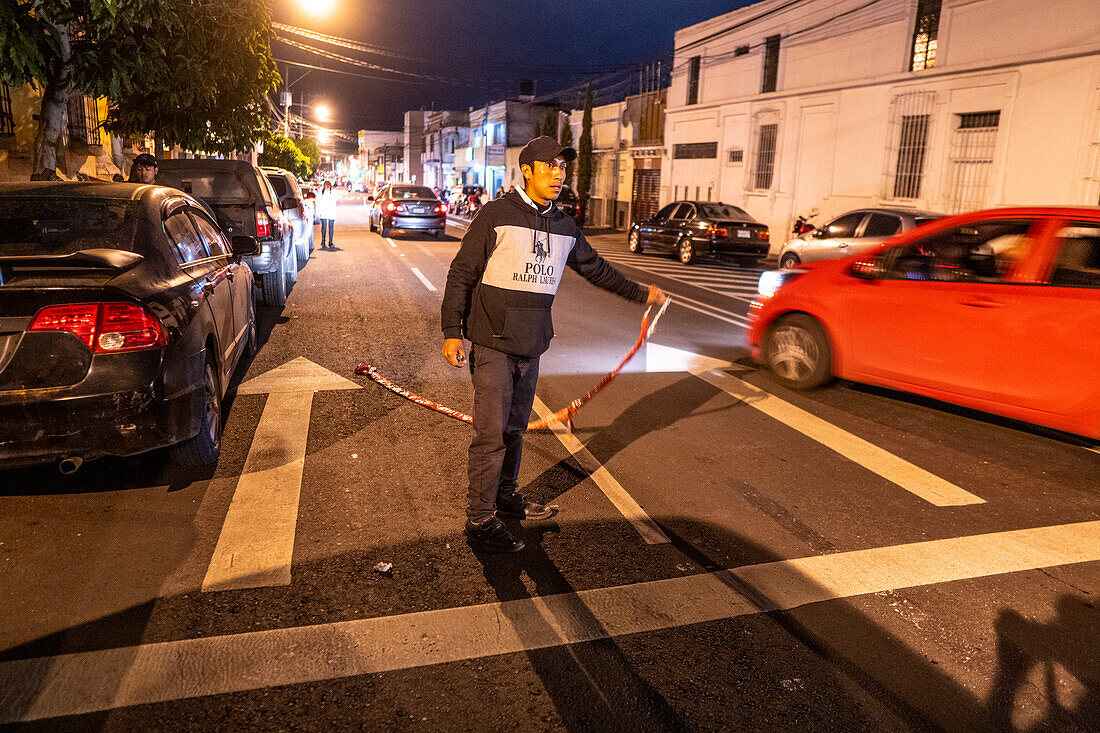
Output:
[2, 515, 1088, 730]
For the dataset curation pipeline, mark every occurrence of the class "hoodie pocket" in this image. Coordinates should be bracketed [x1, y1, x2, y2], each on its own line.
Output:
[495, 307, 553, 357]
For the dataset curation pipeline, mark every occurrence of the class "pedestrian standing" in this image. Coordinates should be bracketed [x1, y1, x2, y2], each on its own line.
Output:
[316, 181, 338, 248]
[127, 153, 158, 184]
[441, 136, 667, 553]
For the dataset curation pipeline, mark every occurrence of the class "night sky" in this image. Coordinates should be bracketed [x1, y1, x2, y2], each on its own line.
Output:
[273, 0, 756, 138]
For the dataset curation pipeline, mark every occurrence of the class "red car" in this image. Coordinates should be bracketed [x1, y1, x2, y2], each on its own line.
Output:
[748, 207, 1100, 439]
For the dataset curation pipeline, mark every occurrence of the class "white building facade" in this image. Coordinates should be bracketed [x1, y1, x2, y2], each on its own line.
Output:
[664, 0, 1100, 256]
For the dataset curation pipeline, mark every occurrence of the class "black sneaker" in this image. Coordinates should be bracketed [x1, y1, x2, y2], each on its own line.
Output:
[496, 497, 558, 521]
[464, 517, 525, 553]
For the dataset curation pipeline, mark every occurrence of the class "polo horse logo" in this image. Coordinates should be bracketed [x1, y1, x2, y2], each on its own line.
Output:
[534, 233, 550, 262]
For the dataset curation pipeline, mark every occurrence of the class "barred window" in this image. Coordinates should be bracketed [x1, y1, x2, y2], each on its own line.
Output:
[893, 115, 930, 198]
[944, 111, 1001, 214]
[754, 123, 778, 190]
[673, 142, 717, 159]
[67, 93, 100, 146]
[687, 56, 701, 106]
[0, 82, 13, 136]
[910, 0, 942, 71]
[761, 35, 781, 93]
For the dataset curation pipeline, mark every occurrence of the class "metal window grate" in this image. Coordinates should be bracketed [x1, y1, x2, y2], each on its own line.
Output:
[910, 0, 942, 71]
[687, 56, 701, 105]
[67, 93, 100, 146]
[754, 123, 777, 190]
[761, 35, 781, 93]
[0, 81, 13, 136]
[893, 115, 930, 198]
[673, 142, 717, 159]
[944, 111, 1000, 213]
[728, 148, 744, 164]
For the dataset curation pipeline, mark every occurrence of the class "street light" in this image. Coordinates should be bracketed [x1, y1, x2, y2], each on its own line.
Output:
[314, 104, 331, 123]
[299, 0, 334, 14]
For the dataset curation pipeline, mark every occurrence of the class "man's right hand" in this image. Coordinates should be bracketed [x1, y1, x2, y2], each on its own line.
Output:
[443, 338, 467, 367]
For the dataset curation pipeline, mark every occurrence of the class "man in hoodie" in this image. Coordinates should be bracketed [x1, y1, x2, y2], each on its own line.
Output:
[441, 136, 667, 553]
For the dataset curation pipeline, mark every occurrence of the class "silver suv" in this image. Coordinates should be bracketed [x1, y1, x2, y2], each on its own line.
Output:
[779, 208, 942, 268]
[261, 167, 314, 263]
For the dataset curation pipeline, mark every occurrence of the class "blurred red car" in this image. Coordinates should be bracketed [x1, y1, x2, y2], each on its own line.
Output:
[748, 207, 1100, 439]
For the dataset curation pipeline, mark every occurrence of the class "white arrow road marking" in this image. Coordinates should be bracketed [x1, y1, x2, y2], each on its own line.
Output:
[202, 358, 360, 592]
[645, 342, 739, 374]
[4, 519, 1098, 722]
[409, 267, 437, 292]
[532, 396, 669, 544]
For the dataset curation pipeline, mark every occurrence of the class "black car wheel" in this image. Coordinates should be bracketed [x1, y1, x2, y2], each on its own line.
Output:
[780, 252, 801, 269]
[434, 229, 444, 239]
[243, 297, 258, 359]
[261, 257, 287, 307]
[762, 314, 833, 390]
[294, 227, 309, 264]
[171, 356, 222, 466]
[677, 237, 696, 265]
[369, 214, 377, 233]
[628, 230, 644, 254]
[381, 224, 391, 237]
[284, 238, 298, 284]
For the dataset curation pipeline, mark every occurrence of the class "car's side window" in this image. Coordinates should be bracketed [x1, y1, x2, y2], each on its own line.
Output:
[863, 214, 902, 237]
[670, 203, 691, 221]
[654, 203, 678, 221]
[1050, 222, 1100, 289]
[678, 204, 697, 221]
[164, 211, 209, 264]
[880, 219, 1036, 283]
[820, 213, 864, 239]
[189, 210, 231, 258]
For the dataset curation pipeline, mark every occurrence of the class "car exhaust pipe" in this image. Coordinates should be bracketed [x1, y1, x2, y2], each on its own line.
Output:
[58, 456, 83, 475]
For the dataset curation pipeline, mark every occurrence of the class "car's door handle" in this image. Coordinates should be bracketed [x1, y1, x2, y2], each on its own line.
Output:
[226, 270, 235, 282]
[203, 279, 216, 294]
[960, 298, 1003, 309]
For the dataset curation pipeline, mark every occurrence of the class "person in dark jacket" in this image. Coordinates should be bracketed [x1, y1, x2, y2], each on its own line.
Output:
[441, 136, 667, 553]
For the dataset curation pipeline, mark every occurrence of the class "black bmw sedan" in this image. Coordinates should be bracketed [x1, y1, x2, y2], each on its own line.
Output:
[629, 200, 770, 266]
[0, 182, 258, 471]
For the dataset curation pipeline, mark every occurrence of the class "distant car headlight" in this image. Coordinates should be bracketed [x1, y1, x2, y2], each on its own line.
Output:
[757, 269, 803, 298]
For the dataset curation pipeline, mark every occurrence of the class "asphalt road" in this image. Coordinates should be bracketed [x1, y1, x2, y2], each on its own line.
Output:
[1, 193, 1098, 731]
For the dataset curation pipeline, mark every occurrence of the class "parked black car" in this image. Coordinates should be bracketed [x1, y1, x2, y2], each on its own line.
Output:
[556, 185, 581, 223]
[0, 182, 257, 471]
[159, 159, 299, 307]
[369, 185, 447, 238]
[629, 201, 770, 266]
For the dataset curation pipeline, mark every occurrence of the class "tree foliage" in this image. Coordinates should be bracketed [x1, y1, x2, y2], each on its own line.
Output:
[559, 111, 574, 190]
[537, 108, 557, 139]
[259, 135, 311, 179]
[294, 137, 322, 176]
[576, 84, 594, 221]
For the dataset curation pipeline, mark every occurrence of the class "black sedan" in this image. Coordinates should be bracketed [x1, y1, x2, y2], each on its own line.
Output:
[0, 182, 258, 471]
[368, 185, 447, 238]
[629, 201, 770, 266]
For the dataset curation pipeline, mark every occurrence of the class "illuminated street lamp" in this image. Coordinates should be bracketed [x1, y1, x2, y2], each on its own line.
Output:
[300, 0, 334, 14]
[314, 104, 331, 123]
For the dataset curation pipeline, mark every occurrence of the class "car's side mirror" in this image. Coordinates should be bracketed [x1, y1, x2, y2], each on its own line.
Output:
[281, 197, 301, 211]
[231, 235, 259, 257]
[367, 196, 374, 201]
[850, 257, 882, 280]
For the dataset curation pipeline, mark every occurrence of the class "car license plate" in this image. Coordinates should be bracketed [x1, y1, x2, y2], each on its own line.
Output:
[737, 229, 750, 238]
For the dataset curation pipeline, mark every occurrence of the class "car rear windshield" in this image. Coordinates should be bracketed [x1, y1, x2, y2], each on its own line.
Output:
[699, 203, 752, 220]
[390, 186, 437, 200]
[0, 198, 138, 256]
[159, 170, 254, 204]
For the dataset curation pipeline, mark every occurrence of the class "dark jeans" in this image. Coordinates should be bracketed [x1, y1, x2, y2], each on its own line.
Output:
[467, 345, 540, 523]
[320, 218, 334, 246]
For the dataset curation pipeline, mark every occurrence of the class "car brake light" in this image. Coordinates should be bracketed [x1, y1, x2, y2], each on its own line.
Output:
[255, 209, 271, 238]
[29, 303, 167, 353]
[438, 203, 448, 213]
[759, 229, 769, 239]
[386, 202, 398, 212]
[707, 225, 729, 238]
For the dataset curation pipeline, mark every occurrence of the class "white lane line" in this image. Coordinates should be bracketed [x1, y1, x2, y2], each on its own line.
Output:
[532, 396, 669, 544]
[203, 359, 360, 592]
[6, 519, 1098, 722]
[597, 254, 760, 305]
[695, 369, 985, 507]
[386, 238, 398, 248]
[409, 267, 437, 292]
[665, 291, 751, 328]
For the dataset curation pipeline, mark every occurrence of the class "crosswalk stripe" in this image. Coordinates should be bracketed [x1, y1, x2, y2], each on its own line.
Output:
[4, 519, 1097, 721]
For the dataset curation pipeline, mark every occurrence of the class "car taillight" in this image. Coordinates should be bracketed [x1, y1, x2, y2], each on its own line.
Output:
[386, 202, 398, 212]
[707, 225, 729, 238]
[255, 209, 271, 238]
[759, 229, 770, 239]
[438, 203, 448, 213]
[29, 303, 167, 353]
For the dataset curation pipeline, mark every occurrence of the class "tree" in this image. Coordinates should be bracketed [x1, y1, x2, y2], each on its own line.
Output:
[558, 111, 574, 190]
[295, 137, 322, 176]
[104, 0, 279, 156]
[576, 84, 594, 224]
[258, 135, 310, 179]
[0, 0, 174, 178]
[537, 108, 557, 139]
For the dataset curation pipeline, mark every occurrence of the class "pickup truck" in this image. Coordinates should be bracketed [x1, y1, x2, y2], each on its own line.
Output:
[159, 160, 299, 307]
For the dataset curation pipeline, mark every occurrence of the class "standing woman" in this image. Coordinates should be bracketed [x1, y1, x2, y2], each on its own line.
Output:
[316, 181, 338, 249]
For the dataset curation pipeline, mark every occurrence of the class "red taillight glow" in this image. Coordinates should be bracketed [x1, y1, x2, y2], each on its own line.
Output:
[29, 303, 167, 353]
[386, 202, 398, 212]
[255, 210, 271, 238]
[438, 203, 448, 213]
[759, 229, 769, 239]
[707, 225, 729, 238]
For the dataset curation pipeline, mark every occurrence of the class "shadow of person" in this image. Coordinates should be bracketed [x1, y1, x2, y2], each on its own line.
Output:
[470, 520, 689, 732]
[987, 594, 1099, 731]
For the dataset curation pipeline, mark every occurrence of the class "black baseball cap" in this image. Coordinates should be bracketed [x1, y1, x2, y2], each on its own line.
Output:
[518, 136, 576, 168]
[133, 153, 158, 167]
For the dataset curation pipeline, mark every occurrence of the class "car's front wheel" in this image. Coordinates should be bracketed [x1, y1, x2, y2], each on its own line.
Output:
[763, 313, 833, 390]
[677, 237, 696, 265]
[780, 252, 801, 269]
[628, 230, 644, 254]
[171, 355, 222, 466]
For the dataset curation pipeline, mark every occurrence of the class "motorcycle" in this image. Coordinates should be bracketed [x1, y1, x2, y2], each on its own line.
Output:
[793, 208, 819, 237]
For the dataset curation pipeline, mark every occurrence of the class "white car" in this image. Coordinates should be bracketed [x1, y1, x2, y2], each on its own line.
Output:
[779, 208, 942, 269]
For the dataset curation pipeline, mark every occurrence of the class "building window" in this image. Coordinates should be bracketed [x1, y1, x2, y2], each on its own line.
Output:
[672, 142, 717, 159]
[910, 0, 942, 71]
[761, 35, 781, 93]
[893, 115, 930, 198]
[0, 81, 14, 136]
[944, 111, 1001, 213]
[687, 56, 701, 106]
[67, 93, 100, 146]
[754, 123, 778, 190]
[727, 148, 744, 165]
